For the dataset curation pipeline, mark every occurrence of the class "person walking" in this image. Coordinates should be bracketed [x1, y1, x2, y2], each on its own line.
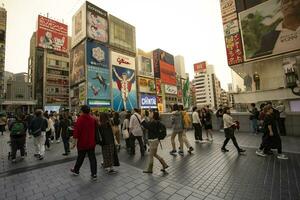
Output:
[169, 104, 184, 156]
[141, 111, 168, 174]
[60, 113, 71, 156]
[248, 103, 259, 134]
[44, 113, 52, 150]
[142, 110, 150, 151]
[255, 105, 288, 159]
[180, 105, 194, 154]
[111, 112, 121, 151]
[98, 113, 120, 174]
[9, 113, 27, 163]
[216, 105, 224, 132]
[192, 107, 204, 143]
[54, 113, 61, 143]
[122, 112, 131, 152]
[203, 107, 213, 141]
[129, 108, 145, 156]
[221, 107, 246, 154]
[0, 113, 7, 135]
[70, 105, 97, 181]
[276, 101, 286, 136]
[29, 109, 48, 160]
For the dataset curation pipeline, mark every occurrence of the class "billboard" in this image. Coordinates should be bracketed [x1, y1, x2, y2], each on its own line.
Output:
[140, 94, 157, 109]
[109, 15, 136, 53]
[160, 61, 176, 85]
[239, 0, 300, 61]
[138, 77, 156, 93]
[112, 66, 137, 111]
[111, 51, 135, 69]
[194, 61, 207, 73]
[225, 33, 244, 65]
[72, 3, 87, 48]
[36, 15, 68, 53]
[87, 65, 111, 101]
[86, 2, 108, 43]
[165, 84, 178, 95]
[137, 56, 154, 77]
[86, 40, 109, 67]
[70, 41, 85, 85]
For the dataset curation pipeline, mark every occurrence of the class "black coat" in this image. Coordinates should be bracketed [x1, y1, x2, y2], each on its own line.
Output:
[99, 123, 115, 145]
[141, 120, 160, 140]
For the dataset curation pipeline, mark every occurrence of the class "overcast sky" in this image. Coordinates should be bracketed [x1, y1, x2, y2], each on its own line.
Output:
[2, 0, 231, 89]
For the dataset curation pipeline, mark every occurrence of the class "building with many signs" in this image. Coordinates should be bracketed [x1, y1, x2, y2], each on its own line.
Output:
[220, 0, 300, 112]
[28, 15, 70, 111]
[0, 6, 6, 103]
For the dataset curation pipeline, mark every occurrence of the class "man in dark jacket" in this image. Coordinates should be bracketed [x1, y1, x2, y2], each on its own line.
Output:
[71, 105, 97, 181]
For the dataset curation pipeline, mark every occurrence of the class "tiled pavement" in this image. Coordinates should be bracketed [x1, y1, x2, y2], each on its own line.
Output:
[0, 130, 300, 200]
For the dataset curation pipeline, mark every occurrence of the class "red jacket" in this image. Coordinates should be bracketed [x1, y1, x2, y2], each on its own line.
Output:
[73, 114, 96, 150]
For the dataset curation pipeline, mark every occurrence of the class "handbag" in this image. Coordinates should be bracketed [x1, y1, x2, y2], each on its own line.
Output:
[122, 129, 129, 139]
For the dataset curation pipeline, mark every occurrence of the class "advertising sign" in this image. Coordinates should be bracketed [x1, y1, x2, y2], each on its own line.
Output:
[153, 50, 161, 78]
[138, 56, 154, 77]
[72, 3, 87, 48]
[71, 41, 85, 85]
[109, 15, 136, 53]
[112, 66, 137, 111]
[111, 51, 135, 69]
[138, 77, 155, 93]
[220, 0, 236, 17]
[160, 61, 177, 85]
[194, 61, 207, 73]
[86, 40, 109, 67]
[165, 84, 178, 95]
[223, 19, 239, 36]
[36, 15, 68, 53]
[239, 0, 300, 61]
[79, 83, 86, 105]
[225, 33, 244, 65]
[87, 65, 111, 100]
[86, 2, 108, 43]
[222, 12, 238, 24]
[88, 99, 111, 107]
[156, 79, 162, 95]
[140, 94, 157, 109]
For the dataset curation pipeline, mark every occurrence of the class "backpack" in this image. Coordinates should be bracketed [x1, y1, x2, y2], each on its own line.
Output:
[11, 122, 25, 135]
[157, 121, 167, 140]
[183, 112, 192, 129]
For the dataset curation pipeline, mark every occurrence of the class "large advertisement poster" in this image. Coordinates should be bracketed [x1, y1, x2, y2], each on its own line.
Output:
[36, 15, 68, 53]
[109, 15, 136, 53]
[86, 2, 108, 43]
[225, 34, 244, 65]
[138, 56, 154, 77]
[87, 65, 111, 100]
[112, 66, 137, 111]
[239, 0, 300, 61]
[111, 51, 135, 69]
[72, 3, 86, 48]
[140, 94, 157, 109]
[71, 41, 85, 85]
[86, 41, 109, 67]
[160, 61, 177, 85]
[138, 77, 155, 93]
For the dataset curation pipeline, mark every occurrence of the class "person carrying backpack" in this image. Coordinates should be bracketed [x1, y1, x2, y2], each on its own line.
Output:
[170, 104, 184, 156]
[9, 113, 27, 163]
[141, 111, 168, 174]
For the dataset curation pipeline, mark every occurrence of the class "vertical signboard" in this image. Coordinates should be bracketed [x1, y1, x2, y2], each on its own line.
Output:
[86, 2, 108, 43]
[72, 3, 87, 48]
[70, 41, 85, 85]
[79, 83, 86, 105]
[153, 49, 161, 78]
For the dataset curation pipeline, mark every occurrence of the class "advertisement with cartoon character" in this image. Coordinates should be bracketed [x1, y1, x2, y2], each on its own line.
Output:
[86, 40, 109, 67]
[112, 66, 137, 111]
[86, 2, 108, 43]
[36, 15, 68, 53]
[70, 41, 85, 85]
[71, 3, 86, 48]
[87, 65, 111, 101]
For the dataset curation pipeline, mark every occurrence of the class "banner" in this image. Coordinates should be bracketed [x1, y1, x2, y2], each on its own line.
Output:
[165, 84, 177, 95]
[36, 15, 68, 53]
[86, 2, 108, 43]
[160, 61, 176, 85]
[239, 0, 300, 61]
[71, 41, 85, 85]
[138, 77, 155, 93]
[140, 94, 157, 108]
[86, 41, 109, 68]
[112, 66, 137, 111]
[87, 65, 111, 101]
[72, 3, 86, 48]
[183, 78, 190, 108]
[153, 50, 161, 78]
[138, 56, 154, 77]
[225, 34, 244, 65]
[194, 61, 207, 73]
[111, 51, 135, 69]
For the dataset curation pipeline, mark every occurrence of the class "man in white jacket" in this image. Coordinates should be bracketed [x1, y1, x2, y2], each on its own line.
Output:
[129, 108, 145, 156]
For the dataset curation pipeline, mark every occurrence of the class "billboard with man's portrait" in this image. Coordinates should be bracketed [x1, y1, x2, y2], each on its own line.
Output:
[239, 0, 300, 61]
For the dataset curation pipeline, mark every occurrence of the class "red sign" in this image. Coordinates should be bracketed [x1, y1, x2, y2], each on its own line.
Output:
[225, 33, 243, 66]
[160, 61, 176, 85]
[37, 15, 68, 53]
[194, 61, 207, 73]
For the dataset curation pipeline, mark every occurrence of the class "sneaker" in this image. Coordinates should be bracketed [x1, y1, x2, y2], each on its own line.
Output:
[91, 175, 97, 181]
[34, 154, 40, 157]
[221, 148, 229, 152]
[238, 149, 246, 154]
[56, 140, 60, 143]
[256, 150, 266, 157]
[178, 150, 184, 156]
[50, 140, 54, 144]
[62, 153, 69, 156]
[277, 154, 288, 160]
[199, 140, 206, 144]
[169, 150, 177, 156]
[70, 169, 79, 176]
[195, 140, 200, 143]
[107, 169, 118, 175]
[12, 159, 16, 163]
[188, 147, 194, 154]
[143, 170, 153, 174]
[38, 155, 44, 160]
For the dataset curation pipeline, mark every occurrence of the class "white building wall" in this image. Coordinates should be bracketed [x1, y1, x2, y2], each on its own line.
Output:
[174, 55, 186, 79]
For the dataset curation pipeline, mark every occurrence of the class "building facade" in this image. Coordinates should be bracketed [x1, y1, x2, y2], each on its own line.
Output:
[0, 7, 6, 100]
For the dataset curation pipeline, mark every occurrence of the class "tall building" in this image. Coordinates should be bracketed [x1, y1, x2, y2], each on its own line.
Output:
[174, 55, 186, 78]
[28, 15, 70, 111]
[4, 71, 13, 96]
[193, 62, 221, 110]
[0, 7, 6, 100]
[220, 89, 229, 107]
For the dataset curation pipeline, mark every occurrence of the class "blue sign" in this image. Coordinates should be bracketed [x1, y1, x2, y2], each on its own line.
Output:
[140, 94, 157, 108]
[86, 40, 109, 68]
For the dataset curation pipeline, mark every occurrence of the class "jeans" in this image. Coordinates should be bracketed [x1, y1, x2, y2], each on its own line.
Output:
[34, 132, 46, 156]
[130, 135, 145, 155]
[62, 136, 70, 153]
[11, 136, 26, 159]
[73, 148, 97, 176]
[251, 119, 258, 133]
[146, 139, 167, 172]
[192, 123, 203, 140]
[222, 128, 240, 150]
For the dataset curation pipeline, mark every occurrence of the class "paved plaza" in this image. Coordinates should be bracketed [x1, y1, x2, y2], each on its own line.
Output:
[0, 130, 300, 200]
